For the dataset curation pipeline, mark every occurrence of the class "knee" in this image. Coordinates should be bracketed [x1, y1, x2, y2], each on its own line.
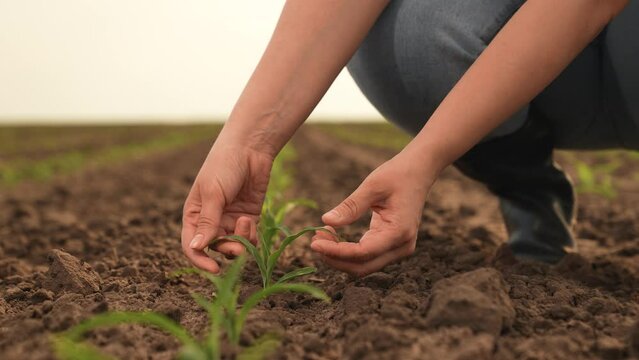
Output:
[348, 0, 525, 133]
[392, 0, 525, 95]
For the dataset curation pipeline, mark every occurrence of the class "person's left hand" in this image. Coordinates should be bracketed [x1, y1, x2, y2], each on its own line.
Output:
[310, 152, 436, 277]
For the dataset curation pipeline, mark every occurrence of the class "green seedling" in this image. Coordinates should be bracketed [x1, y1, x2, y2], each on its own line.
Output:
[219, 219, 331, 288]
[214, 142, 337, 288]
[575, 160, 618, 198]
[219, 190, 337, 289]
[53, 256, 329, 360]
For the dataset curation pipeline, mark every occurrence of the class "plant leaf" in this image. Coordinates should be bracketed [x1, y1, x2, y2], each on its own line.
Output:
[266, 227, 329, 275]
[51, 335, 114, 360]
[237, 333, 281, 360]
[61, 311, 197, 348]
[214, 235, 259, 260]
[177, 344, 210, 360]
[275, 267, 317, 284]
[190, 292, 213, 311]
[274, 198, 317, 224]
[215, 255, 246, 308]
[216, 235, 267, 279]
[214, 256, 246, 345]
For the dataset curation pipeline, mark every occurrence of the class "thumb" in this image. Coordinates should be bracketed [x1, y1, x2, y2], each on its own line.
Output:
[189, 197, 223, 251]
[322, 184, 379, 226]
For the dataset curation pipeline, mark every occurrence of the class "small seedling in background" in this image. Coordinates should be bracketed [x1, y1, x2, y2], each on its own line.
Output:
[53, 256, 329, 360]
[574, 160, 618, 198]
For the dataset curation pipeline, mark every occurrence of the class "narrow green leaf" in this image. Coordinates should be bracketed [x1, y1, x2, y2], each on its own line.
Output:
[215, 235, 268, 282]
[275, 267, 317, 284]
[274, 198, 317, 224]
[190, 292, 213, 312]
[51, 335, 114, 360]
[61, 312, 197, 348]
[215, 255, 246, 309]
[214, 235, 259, 259]
[266, 227, 328, 275]
[177, 344, 210, 360]
[237, 334, 281, 360]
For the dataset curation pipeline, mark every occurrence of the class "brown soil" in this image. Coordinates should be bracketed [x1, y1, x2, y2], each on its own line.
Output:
[1, 125, 638, 360]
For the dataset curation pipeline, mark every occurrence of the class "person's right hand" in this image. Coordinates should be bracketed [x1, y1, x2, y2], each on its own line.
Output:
[181, 139, 274, 273]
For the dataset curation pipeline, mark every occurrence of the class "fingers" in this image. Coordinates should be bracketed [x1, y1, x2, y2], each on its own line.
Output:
[322, 183, 382, 227]
[311, 228, 408, 263]
[182, 246, 221, 274]
[311, 223, 417, 277]
[214, 216, 255, 256]
[313, 225, 337, 241]
[181, 223, 221, 273]
[188, 191, 224, 252]
[181, 216, 254, 273]
[319, 242, 413, 277]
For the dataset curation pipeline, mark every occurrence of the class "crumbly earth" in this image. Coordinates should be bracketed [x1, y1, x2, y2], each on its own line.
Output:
[1, 125, 638, 360]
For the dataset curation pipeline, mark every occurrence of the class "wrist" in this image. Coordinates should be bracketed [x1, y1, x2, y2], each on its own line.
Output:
[397, 140, 449, 185]
[217, 113, 289, 159]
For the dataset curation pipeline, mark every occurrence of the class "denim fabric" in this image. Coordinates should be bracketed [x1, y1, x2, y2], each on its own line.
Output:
[347, 0, 639, 149]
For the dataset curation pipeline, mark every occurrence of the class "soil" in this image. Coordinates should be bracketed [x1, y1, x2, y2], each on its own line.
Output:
[1, 125, 638, 360]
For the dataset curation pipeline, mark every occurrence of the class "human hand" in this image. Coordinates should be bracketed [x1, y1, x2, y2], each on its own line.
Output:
[181, 138, 274, 273]
[310, 153, 436, 277]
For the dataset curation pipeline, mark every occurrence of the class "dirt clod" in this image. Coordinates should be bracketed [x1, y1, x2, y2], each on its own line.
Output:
[404, 327, 495, 360]
[43, 249, 102, 296]
[340, 286, 379, 314]
[42, 293, 87, 331]
[362, 272, 395, 289]
[425, 268, 515, 335]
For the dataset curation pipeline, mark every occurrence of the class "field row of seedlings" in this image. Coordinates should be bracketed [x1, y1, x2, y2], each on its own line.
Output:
[0, 125, 220, 187]
[2, 124, 639, 359]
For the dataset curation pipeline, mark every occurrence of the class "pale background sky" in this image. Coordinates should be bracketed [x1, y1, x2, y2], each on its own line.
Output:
[0, 0, 380, 123]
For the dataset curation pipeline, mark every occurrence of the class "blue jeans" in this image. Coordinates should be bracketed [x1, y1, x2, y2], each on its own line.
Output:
[347, 0, 639, 149]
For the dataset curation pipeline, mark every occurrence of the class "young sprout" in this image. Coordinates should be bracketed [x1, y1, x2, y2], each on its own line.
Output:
[218, 194, 338, 289]
[216, 142, 338, 288]
[53, 256, 329, 360]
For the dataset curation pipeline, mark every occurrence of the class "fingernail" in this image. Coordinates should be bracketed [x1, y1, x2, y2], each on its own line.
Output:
[310, 242, 322, 252]
[240, 219, 250, 233]
[324, 210, 341, 220]
[189, 234, 205, 249]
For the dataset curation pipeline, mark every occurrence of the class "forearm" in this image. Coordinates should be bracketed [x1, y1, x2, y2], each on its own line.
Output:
[403, 0, 628, 175]
[218, 0, 390, 156]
